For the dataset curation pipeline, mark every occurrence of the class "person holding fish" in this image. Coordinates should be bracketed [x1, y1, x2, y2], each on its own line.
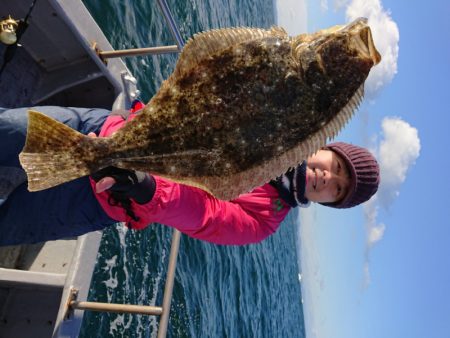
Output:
[0, 103, 379, 246]
[0, 18, 381, 246]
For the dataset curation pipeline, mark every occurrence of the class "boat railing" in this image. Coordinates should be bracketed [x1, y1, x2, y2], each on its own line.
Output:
[97, 0, 184, 61]
[67, 1, 183, 337]
[68, 231, 181, 338]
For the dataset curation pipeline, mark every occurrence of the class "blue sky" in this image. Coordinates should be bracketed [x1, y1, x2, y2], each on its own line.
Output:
[276, 1, 450, 338]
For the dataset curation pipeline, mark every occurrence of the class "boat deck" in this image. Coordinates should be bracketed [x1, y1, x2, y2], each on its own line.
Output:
[0, 0, 134, 336]
[0, 42, 119, 109]
[0, 44, 41, 108]
[0, 239, 77, 337]
[0, 233, 103, 338]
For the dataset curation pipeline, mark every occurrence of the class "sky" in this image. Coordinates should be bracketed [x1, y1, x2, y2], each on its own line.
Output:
[275, 1, 450, 338]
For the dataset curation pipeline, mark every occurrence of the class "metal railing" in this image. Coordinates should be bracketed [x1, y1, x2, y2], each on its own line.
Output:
[70, 1, 184, 337]
[70, 230, 181, 338]
[99, 0, 184, 61]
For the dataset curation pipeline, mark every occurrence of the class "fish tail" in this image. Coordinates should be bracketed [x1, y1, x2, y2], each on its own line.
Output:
[19, 110, 108, 191]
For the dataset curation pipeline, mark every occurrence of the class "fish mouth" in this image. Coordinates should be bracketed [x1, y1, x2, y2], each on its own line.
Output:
[305, 17, 381, 72]
[343, 17, 381, 65]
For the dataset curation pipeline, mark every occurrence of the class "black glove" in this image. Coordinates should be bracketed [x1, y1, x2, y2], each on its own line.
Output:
[92, 167, 156, 204]
[269, 161, 309, 208]
[91, 167, 156, 205]
[91, 167, 156, 224]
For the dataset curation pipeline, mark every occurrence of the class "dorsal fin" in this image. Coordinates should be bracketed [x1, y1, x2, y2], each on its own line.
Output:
[169, 26, 288, 83]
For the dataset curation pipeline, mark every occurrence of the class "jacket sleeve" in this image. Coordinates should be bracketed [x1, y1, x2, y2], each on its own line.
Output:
[141, 176, 291, 245]
[91, 175, 291, 245]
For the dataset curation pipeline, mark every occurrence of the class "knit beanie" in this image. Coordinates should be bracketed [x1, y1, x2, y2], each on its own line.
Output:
[322, 142, 380, 209]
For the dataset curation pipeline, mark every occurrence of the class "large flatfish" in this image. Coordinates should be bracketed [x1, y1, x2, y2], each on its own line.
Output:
[19, 18, 380, 200]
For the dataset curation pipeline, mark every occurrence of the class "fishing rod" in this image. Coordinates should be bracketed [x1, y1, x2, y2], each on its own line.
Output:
[0, 0, 38, 77]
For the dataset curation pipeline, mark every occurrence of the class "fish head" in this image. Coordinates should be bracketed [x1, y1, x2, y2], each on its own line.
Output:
[293, 17, 381, 91]
[320, 17, 381, 65]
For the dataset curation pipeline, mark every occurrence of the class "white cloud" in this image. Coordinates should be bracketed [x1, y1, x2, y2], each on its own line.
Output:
[361, 221, 385, 287]
[378, 117, 421, 207]
[345, 0, 399, 98]
[373, 115, 420, 214]
[362, 117, 420, 286]
[368, 222, 385, 245]
[361, 195, 381, 287]
[363, 194, 385, 245]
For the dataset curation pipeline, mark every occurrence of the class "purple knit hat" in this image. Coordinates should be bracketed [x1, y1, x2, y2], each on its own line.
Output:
[321, 142, 380, 209]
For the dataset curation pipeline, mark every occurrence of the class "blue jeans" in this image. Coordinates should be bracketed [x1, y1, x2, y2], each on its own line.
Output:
[0, 107, 116, 246]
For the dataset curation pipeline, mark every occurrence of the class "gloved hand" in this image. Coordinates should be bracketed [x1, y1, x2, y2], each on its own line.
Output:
[91, 167, 155, 205]
[91, 167, 156, 224]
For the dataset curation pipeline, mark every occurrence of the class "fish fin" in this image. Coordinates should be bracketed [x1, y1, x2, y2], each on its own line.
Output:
[19, 110, 106, 191]
[169, 27, 288, 82]
[321, 83, 364, 141]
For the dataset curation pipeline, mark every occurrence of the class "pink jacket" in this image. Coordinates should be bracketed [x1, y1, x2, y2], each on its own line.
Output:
[90, 108, 291, 245]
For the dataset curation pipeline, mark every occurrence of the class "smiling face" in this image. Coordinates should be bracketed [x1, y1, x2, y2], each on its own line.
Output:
[304, 149, 351, 203]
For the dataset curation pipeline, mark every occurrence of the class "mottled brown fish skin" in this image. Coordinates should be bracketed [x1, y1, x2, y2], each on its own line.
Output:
[99, 27, 374, 179]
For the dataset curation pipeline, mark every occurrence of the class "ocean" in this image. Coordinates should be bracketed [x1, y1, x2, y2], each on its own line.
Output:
[79, 1, 306, 337]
